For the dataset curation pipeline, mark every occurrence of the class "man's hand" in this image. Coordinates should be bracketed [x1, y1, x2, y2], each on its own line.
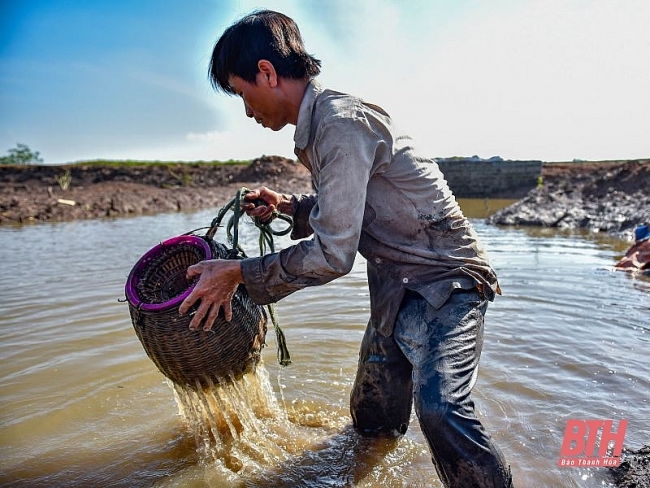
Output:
[242, 186, 293, 221]
[179, 259, 244, 331]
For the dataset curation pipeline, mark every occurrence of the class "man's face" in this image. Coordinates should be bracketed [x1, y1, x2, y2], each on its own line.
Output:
[228, 72, 288, 131]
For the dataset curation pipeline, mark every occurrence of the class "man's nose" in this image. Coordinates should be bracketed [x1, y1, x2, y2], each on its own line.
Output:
[244, 101, 254, 118]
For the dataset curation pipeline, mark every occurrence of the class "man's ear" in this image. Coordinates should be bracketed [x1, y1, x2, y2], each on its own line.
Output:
[257, 59, 278, 88]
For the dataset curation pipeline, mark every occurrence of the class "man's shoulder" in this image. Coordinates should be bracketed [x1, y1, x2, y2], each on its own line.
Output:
[314, 88, 369, 126]
[316, 87, 357, 108]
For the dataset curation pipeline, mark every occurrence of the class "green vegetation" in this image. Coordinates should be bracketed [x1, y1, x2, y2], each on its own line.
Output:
[168, 167, 193, 187]
[0, 143, 44, 165]
[56, 169, 72, 190]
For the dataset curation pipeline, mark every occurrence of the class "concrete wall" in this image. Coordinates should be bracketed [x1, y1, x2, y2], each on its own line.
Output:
[435, 159, 543, 198]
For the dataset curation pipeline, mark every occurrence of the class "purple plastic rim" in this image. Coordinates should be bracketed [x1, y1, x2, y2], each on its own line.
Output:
[125, 235, 212, 312]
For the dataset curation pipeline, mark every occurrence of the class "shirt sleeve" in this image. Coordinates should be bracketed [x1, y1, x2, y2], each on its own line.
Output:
[289, 194, 317, 239]
[240, 117, 380, 305]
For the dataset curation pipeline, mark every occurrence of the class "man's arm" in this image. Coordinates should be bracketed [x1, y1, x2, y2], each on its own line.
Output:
[239, 118, 378, 304]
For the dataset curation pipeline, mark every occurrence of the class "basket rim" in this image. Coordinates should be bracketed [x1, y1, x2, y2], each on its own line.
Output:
[125, 234, 212, 312]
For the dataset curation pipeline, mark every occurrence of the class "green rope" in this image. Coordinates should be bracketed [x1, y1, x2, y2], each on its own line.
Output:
[207, 187, 292, 366]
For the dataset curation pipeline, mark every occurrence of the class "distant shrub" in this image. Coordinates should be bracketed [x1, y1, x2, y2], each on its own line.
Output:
[0, 143, 44, 165]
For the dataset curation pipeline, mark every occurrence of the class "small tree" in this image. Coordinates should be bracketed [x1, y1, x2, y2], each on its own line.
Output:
[0, 143, 44, 165]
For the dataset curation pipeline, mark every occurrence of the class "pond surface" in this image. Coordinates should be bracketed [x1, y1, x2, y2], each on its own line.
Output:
[1, 200, 648, 487]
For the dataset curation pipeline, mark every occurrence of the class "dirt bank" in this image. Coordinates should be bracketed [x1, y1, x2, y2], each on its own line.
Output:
[488, 160, 649, 240]
[2, 157, 648, 242]
[0, 156, 312, 225]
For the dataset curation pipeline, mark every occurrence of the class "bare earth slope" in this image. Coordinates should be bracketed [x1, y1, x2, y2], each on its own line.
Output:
[0, 156, 312, 225]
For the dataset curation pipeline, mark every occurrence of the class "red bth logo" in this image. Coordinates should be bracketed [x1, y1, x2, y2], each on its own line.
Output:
[558, 419, 627, 467]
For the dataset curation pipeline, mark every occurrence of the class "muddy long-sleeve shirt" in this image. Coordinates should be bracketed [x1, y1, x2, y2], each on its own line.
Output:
[240, 81, 499, 336]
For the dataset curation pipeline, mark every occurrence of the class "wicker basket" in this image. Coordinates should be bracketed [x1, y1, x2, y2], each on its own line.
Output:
[125, 234, 267, 388]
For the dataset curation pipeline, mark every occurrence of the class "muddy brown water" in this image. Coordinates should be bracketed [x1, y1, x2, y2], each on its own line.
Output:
[1, 200, 648, 487]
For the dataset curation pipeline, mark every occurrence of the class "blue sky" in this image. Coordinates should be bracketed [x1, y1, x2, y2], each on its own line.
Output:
[1, 0, 649, 165]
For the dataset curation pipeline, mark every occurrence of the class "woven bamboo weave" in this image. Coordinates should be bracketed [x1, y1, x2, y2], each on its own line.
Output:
[126, 235, 267, 389]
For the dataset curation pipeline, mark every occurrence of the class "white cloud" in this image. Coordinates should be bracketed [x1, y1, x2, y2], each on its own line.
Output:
[424, 1, 650, 160]
[291, 0, 650, 161]
[185, 130, 224, 143]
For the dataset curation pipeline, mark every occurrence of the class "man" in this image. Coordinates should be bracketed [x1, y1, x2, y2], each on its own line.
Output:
[179, 10, 513, 487]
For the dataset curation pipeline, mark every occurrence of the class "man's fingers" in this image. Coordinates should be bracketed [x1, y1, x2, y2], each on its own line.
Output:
[246, 204, 276, 222]
[223, 299, 233, 323]
[186, 262, 203, 279]
[261, 204, 276, 219]
[244, 189, 261, 201]
[192, 300, 231, 331]
[188, 301, 207, 331]
[202, 303, 221, 331]
[178, 288, 198, 315]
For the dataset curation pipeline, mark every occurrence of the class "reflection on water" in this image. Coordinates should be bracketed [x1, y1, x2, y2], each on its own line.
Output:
[0, 201, 648, 487]
[458, 198, 519, 219]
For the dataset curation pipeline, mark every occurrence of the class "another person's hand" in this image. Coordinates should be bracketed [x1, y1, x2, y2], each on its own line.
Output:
[178, 259, 243, 330]
[615, 239, 650, 271]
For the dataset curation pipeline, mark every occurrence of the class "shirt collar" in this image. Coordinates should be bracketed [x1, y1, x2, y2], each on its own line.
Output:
[294, 79, 323, 150]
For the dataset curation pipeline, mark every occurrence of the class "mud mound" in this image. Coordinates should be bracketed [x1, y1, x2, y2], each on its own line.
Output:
[610, 446, 650, 488]
[488, 160, 649, 240]
[232, 155, 311, 190]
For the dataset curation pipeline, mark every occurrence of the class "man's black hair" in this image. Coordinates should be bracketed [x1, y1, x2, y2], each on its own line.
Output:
[209, 10, 321, 95]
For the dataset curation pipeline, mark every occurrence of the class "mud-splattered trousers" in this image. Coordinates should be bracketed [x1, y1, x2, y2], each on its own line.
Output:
[351, 289, 513, 488]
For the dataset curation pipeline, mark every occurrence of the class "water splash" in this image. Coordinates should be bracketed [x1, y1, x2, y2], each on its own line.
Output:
[171, 363, 315, 478]
[168, 362, 426, 487]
